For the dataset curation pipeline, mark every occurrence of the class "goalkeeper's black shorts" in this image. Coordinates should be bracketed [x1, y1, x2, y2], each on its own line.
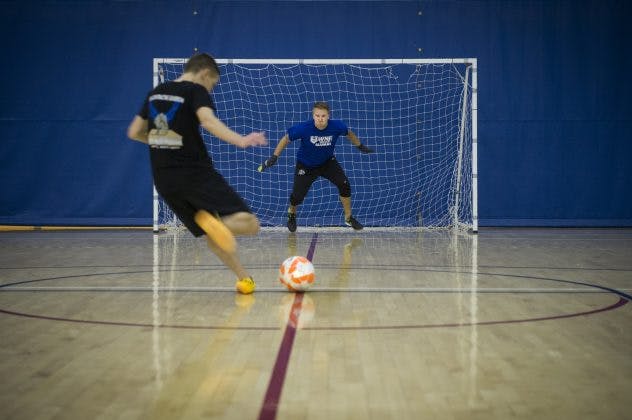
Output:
[290, 157, 351, 206]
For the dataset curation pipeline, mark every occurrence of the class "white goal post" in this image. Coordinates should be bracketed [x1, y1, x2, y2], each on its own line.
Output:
[151, 58, 478, 233]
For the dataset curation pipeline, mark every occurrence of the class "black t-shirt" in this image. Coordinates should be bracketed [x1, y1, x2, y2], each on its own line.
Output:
[139, 81, 216, 169]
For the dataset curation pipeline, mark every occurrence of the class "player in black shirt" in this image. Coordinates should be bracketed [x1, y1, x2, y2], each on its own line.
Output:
[127, 53, 267, 294]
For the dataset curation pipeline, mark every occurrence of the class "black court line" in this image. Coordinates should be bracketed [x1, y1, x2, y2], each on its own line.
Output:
[2, 263, 631, 272]
[0, 296, 627, 331]
[0, 264, 630, 331]
[2, 266, 631, 300]
[303, 298, 629, 330]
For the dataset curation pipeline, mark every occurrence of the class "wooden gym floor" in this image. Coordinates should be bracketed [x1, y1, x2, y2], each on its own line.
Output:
[0, 228, 631, 419]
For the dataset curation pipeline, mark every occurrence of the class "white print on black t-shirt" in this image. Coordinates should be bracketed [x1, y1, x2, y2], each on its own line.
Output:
[148, 94, 184, 149]
[310, 135, 333, 147]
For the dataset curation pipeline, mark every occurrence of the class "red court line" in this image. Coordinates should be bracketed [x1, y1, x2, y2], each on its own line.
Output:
[258, 233, 318, 420]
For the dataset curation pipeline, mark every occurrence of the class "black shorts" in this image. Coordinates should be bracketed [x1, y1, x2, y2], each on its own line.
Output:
[290, 157, 351, 206]
[153, 166, 251, 237]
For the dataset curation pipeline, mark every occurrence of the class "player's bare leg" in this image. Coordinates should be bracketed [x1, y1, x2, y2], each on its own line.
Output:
[195, 210, 258, 294]
[194, 210, 259, 251]
[205, 236, 256, 294]
[194, 210, 236, 253]
[205, 237, 248, 278]
[221, 211, 260, 236]
[221, 212, 259, 294]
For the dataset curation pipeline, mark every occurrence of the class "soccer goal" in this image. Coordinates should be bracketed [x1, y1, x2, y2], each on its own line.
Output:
[151, 58, 478, 233]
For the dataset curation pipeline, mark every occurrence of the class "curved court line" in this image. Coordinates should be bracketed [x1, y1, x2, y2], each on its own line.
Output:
[4, 286, 631, 294]
[2, 266, 631, 301]
[303, 298, 628, 330]
[0, 293, 627, 331]
[1, 259, 630, 330]
[2, 263, 631, 272]
[0, 307, 279, 330]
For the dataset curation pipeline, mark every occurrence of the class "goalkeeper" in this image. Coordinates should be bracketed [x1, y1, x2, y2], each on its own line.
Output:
[259, 101, 373, 232]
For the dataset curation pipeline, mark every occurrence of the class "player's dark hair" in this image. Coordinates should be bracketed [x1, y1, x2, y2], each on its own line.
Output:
[184, 53, 220, 77]
[313, 101, 330, 113]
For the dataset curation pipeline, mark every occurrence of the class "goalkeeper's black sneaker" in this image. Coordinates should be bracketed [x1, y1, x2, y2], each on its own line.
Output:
[345, 215, 363, 230]
[287, 213, 297, 232]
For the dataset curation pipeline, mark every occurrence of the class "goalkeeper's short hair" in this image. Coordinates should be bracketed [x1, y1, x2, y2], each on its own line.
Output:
[185, 53, 220, 77]
[313, 101, 330, 113]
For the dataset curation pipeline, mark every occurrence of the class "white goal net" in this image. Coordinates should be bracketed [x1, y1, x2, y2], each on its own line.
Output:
[152, 58, 478, 232]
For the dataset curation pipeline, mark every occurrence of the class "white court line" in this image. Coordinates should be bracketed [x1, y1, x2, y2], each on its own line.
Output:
[1, 286, 631, 293]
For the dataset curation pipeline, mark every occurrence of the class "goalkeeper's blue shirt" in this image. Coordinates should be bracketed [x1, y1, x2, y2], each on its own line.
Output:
[287, 120, 349, 168]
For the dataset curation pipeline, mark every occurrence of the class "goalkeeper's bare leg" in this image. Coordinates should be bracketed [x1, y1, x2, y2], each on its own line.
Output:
[287, 205, 298, 232]
[340, 196, 363, 230]
[340, 196, 352, 220]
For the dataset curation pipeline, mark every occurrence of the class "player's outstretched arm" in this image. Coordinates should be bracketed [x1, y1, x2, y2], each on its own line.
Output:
[346, 129, 374, 153]
[197, 107, 267, 148]
[127, 116, 149, 144]
[258, 134, 290, 172]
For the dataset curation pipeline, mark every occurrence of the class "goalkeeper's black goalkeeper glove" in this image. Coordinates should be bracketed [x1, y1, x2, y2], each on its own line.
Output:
[258, 155, 278, 172]
[357, 143, 374, 154]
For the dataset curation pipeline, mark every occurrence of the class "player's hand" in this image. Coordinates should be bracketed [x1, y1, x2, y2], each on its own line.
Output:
[357, 143, 374, 154]
[241, 132, 268, 148]
[258, 155, 278, 172]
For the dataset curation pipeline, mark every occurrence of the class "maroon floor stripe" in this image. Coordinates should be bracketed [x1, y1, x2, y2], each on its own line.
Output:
[258, 233, 318, 420]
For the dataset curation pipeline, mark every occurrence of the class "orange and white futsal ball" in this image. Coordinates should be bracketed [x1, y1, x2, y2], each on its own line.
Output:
[279, 256, 315, 292]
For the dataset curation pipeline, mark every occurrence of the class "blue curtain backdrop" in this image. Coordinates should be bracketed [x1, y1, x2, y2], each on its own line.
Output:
[0, 0, 630, 227]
